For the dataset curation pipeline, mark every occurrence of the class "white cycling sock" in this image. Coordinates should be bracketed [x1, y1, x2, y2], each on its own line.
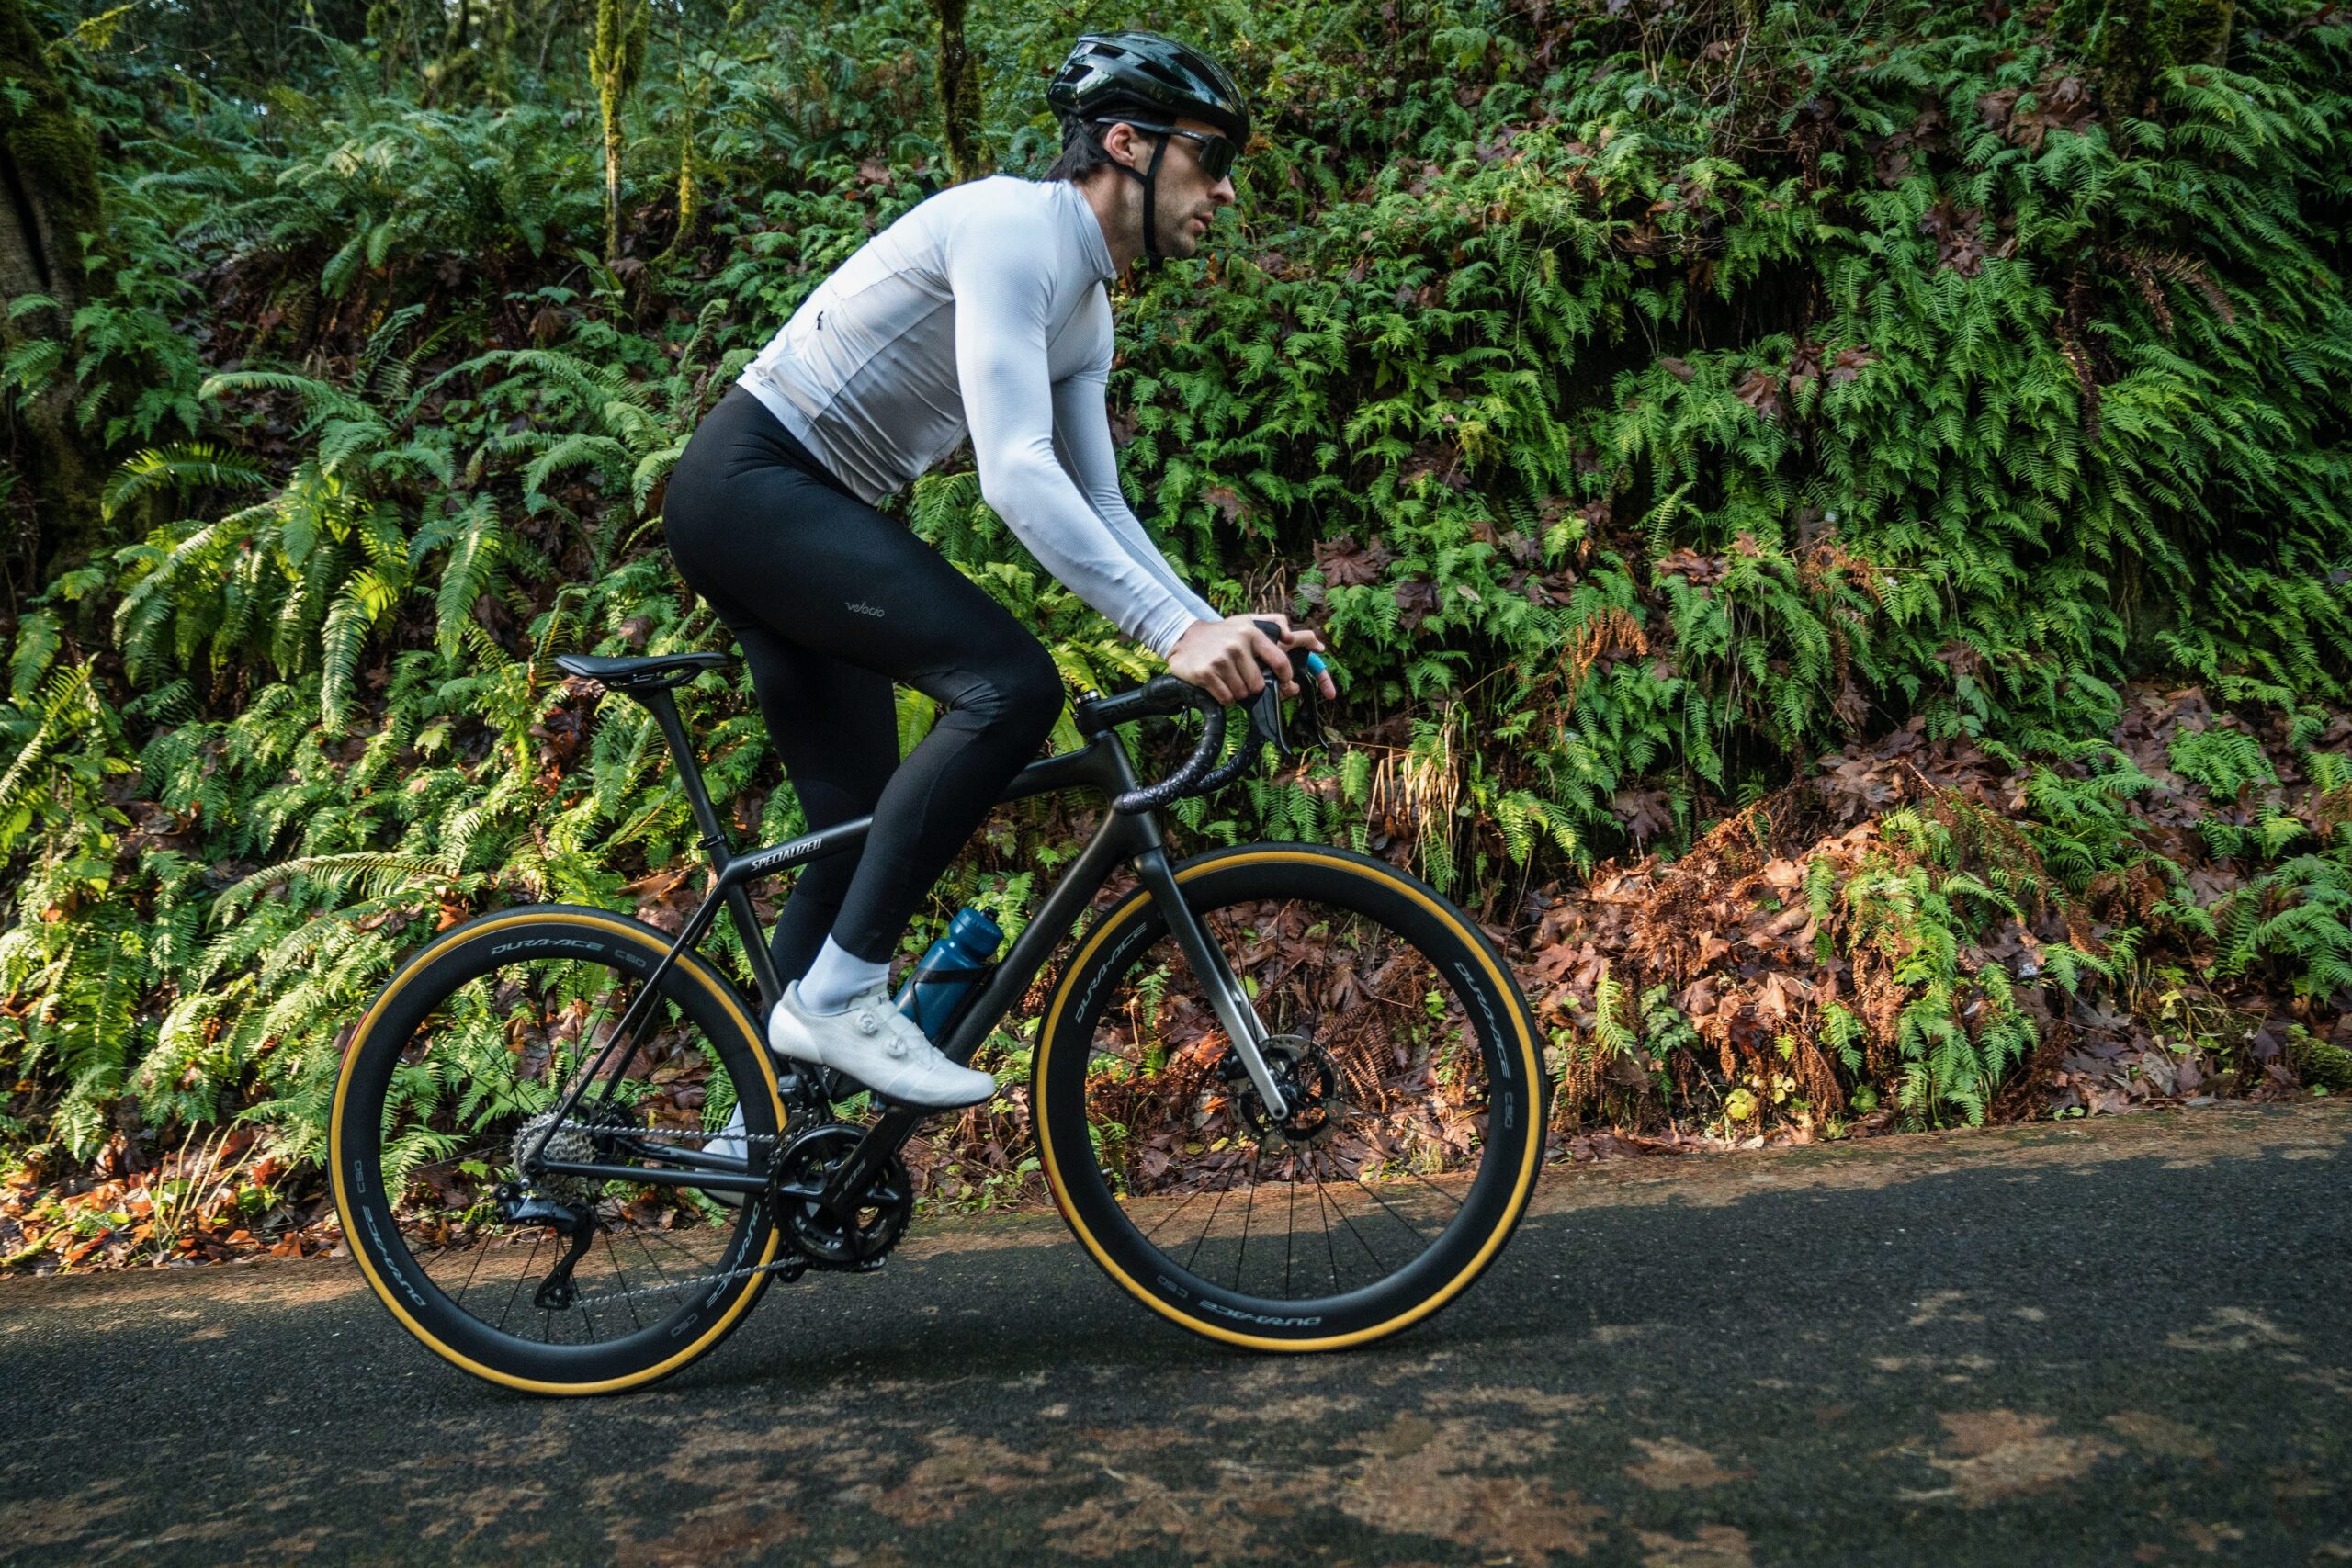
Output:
[797, 937, 889, 1015]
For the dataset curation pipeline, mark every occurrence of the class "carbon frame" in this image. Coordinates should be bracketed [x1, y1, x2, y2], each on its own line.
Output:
[528, 682, 1258, 1217]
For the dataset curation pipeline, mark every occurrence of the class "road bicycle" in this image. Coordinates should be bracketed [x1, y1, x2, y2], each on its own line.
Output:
[330, 639, 1548, 1394]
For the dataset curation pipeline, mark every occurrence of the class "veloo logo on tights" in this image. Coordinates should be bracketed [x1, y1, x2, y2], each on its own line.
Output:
[845, 601, 885, 617]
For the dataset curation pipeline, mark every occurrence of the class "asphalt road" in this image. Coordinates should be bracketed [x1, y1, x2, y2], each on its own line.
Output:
[3, 1104, 2346, 1566]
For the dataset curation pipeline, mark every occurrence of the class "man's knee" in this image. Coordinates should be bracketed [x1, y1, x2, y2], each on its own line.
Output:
[954, 643, 1064, 741]
[1000, 643, 1066, 741]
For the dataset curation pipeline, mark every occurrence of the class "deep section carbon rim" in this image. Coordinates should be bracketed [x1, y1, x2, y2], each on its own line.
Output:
[333, 910, 783, 1390]
[1039, 850, 1544, 1347]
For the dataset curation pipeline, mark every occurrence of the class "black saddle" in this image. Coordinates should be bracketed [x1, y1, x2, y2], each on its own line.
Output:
[553, 650, 738, 692]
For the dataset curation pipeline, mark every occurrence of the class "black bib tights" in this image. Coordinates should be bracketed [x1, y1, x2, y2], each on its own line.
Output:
[662, 389, 1064, 978]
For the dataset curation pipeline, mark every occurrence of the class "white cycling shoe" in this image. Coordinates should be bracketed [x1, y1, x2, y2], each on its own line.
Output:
[766, 981, 995, 1111]
[707, 1107, 750, 1168]
[699, 1105, 753, 1209]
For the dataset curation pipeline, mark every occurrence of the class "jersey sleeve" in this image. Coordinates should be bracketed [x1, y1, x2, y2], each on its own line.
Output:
[946, 209, 1207, 657]
[1049, 313, 1221, 630]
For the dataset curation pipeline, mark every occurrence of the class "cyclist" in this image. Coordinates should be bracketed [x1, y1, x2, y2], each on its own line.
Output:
[662, 31, 1334, 1112]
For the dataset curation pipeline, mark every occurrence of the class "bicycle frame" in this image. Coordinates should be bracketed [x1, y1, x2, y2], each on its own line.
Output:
[526, 682, 1285, 1213]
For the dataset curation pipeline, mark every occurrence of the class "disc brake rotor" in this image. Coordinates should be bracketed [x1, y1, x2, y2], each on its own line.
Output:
[1226, 1033, 1343, 1145]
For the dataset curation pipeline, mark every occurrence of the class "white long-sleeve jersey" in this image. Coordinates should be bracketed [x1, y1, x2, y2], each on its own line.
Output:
[737, 175, 1219, 656]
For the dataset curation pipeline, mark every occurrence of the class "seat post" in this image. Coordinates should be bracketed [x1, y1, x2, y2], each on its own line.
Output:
[638, 686, 734, 862]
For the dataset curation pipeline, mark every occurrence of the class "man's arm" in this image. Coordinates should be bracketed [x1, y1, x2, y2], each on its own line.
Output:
[948, 212, 1204, 656]
[1049, 359, 1221, 627]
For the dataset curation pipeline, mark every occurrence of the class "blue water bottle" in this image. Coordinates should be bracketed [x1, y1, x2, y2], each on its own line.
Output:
[894, 907, 1004, 1040]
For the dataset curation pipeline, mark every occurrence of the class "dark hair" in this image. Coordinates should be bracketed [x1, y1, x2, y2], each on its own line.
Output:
[1045, 117, 1122, 183]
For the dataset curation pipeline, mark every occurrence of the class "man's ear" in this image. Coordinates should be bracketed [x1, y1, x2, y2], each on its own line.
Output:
[1099, 120, 1142, 172]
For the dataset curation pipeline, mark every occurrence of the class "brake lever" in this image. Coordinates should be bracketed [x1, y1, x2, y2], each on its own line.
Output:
[1245, 677, 1293, 760]
[1245, 619, 1315, 761]
[1293, 649, 1338, 750]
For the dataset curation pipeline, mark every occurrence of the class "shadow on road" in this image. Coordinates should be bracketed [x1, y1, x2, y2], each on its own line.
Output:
[2, 1104, 2345, 1565]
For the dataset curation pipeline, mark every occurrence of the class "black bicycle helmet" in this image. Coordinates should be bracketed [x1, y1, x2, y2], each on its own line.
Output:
[1046, 30, 1251, 144]
[1046, 31, 1250, 264]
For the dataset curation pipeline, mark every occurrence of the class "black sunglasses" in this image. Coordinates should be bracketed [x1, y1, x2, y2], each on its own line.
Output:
[1100, 120, 1239, 182]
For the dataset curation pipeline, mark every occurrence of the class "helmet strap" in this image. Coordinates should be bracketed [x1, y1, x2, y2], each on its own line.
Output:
[1103, 126, 1171, 267]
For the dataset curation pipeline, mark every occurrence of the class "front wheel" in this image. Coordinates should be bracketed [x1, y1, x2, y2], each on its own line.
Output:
[1035, 845, 1547, 1350]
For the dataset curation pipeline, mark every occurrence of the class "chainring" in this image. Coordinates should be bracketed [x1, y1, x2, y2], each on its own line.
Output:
[769, 1122, 913, 1270]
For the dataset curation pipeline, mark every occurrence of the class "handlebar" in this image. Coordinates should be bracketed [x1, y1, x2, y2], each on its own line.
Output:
[1076, 624, 1329, 815]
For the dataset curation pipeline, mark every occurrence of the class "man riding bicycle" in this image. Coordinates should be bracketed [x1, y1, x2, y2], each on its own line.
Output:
[662, 31, 1334, 1112]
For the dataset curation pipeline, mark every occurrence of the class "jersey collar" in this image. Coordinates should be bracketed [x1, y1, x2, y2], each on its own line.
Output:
[1056, 177, 1117, 285]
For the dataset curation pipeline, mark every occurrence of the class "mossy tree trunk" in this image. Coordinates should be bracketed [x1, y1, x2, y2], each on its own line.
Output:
[422, 0, 479, 105]
[0, 0, 105, 572]
[589, 0, 647, 265]
[932, 0, 988, 185]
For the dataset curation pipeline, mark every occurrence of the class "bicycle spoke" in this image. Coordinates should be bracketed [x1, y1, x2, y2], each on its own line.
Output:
[453, 1218, 493, 1309]
[1182, 1155, 1245, 1276]
[1283, 1174, 1296, 1299]
[1295, 1159, 1370, 1273]
[1136, 1181, 1213, 1247]
[603, 1230, 646, 1334]
[499, 1230, 546, 1335]
[1341, 1161, 1447, 1250]
[1232, 1150, 1260, 1292]
[1311, 1174, 1344, 1294]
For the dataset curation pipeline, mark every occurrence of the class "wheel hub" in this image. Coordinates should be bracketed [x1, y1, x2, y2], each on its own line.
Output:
[510, 1105, 628, 1203]
[1224, 1033, 1343, 1145]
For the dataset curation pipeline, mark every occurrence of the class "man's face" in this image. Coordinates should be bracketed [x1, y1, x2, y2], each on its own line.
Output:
[1107, 116, 1238, 258]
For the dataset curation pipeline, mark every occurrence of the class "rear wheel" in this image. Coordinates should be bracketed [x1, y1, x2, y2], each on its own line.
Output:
[330, 907, 788, 1394]
[1035, 846, 1546, 1349]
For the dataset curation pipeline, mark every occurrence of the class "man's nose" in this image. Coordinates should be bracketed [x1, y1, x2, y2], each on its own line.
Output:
[1211, 175, 1237, 204]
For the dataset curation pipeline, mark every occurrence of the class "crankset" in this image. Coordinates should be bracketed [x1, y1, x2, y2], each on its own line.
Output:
[767, 1122, 913, 1272]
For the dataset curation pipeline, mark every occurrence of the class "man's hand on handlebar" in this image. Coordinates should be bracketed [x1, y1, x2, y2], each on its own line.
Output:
[1167, 614, 1338, 705]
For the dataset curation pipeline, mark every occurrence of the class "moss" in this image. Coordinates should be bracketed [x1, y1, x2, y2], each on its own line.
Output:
[0, 0, 103, 294]
[0, 0, 107, 569]
[2169, 0, 2233, 67]
[2290, 1029, 2352, 1093]
[2093, 0, 2166, 118]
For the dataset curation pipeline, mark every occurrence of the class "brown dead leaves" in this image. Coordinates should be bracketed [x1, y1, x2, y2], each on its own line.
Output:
[0, 1124, 340, 1273]
[1923, 198, 2009, 277]
[1518, 682, 2348, 1146]
[1978, 75, 2097, 152]
[1901, 1410, 2118, 1506]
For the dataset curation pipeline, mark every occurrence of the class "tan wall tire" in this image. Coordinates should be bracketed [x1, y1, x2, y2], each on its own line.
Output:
[330, 907, 786, 1395]
[1034, 846, 1546, 1352]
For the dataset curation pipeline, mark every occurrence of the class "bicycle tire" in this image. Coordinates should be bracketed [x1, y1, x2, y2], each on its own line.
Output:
[1034, 844, 1546, 1350]
[330, 906, 788, 1394]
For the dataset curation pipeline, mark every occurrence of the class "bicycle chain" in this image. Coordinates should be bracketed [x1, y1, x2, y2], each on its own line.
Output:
[526, 1118, 786, 1149]
[515, 1118, 798, 1313]
[559, 1247, 808, 1313]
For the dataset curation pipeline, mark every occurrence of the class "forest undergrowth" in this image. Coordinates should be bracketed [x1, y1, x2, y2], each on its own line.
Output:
[1, 0, 2346, 1270]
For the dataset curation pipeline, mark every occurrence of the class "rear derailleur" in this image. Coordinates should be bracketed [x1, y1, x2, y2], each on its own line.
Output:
[500, 1105, 628, 1310]
[492, 1182, 597, 1310]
